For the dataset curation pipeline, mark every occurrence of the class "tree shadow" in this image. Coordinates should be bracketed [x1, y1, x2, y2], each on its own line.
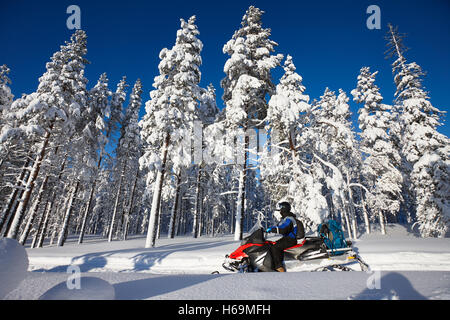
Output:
[113, 274, 227, 300]
[350, 272, 427, 300]
[32, 255, 108, 272]
[32, 239, 236, 273]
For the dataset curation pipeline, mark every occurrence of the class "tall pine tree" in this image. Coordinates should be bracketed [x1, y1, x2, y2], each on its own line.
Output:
[6, 30, 88, 240]
[140, 16, 203, 247]
[221, 6, 283, 240]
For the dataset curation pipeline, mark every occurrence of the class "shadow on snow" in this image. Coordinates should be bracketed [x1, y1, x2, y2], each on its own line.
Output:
[32, 239, 236, 273]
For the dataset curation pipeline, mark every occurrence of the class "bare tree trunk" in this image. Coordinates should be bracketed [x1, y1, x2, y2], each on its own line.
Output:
[48, 200, 61, 246]
[31, 199, 50, 248]
[358, 179, 371, 234]
[168, 171, 181, 239]
[36, 155, 66, 247]
[78, 153, 103, 244]
[156, 205, 162, 240]
[145, 133, 170, 248]
[19, 174, 49, 245]
[340, 190, 353, 240]
[108, 164, 125, 242]
[123, 170, 138, 241]
[0, 157, 31, 233]
[346, 172, 358, 239]
[235, 133, 249, 241]
[379, 210, 386, 235]
[193, 165, 202, 238]
[57, 180, 80, 247]
[7, 126, 52, 239]
[0, 149, 8, 175]
[36, 198, 53, 248]
[78, 181, 96, 244]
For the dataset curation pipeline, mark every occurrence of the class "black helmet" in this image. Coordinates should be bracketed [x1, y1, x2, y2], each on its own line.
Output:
[275, 201, 291, 217]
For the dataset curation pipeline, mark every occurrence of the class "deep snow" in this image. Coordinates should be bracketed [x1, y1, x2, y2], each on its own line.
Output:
[0, 238, 28, 299]
[2, 224, 450, 300]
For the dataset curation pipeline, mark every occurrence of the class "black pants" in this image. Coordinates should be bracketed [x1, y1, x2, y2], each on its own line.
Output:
[270, 236, 297, 269]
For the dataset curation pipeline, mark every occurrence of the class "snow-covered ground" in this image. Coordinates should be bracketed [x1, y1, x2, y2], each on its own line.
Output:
[2, 224, 450, 300]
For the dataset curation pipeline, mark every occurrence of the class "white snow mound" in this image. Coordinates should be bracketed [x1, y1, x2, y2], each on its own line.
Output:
[0, 237, 29, 299]
[39, 276, 115, 300]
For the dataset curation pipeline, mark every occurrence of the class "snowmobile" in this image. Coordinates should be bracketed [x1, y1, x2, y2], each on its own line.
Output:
[222, 220, 369, 273]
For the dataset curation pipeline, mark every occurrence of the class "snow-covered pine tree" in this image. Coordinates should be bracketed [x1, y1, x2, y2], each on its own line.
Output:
[310, 89, 343, 219]
[386, 24, 450, 237]
[221, 6, 283, 240]
[172, 16, 204, 239]
[32, 148, 68, 248]
[107, 77, 133, 242]
[6, 30, 88, 240]
[0, 93, 38, 237]
[267, 55, 309, 155]
[18, 146, 56, 246]
[78, 73, 112, 244]
[0, 64, 15, 215]
[262, 54, 328, 230]
[352, 66, 403, 235]
[310, 88, 361, 238]
[199, 84, 219, 126]
[199, 105, 242, 236]
[90, 167, 112, 235]
[140, 16, 203, 248]
[107, 77, 127, 141]
[190, 84, 220, 238]
[78, 76, 126, 242]
[55, 35, 93, 247]
[0, 65, 13, 127]
[115, 78, 143, 240]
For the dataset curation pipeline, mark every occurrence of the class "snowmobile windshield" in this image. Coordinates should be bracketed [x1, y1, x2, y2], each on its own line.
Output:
[242, 227, 265, 245]
[247, 219, 263, 235]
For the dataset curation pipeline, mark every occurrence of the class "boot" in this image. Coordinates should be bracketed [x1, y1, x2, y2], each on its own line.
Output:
[276, 266, 286, 272]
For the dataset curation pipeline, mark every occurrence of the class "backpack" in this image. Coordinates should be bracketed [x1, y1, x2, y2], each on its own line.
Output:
[318, 219, 348, 253]
[295, 219, 305, 239]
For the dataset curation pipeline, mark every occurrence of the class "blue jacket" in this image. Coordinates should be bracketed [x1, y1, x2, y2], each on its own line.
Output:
[269, 216, 298, 239]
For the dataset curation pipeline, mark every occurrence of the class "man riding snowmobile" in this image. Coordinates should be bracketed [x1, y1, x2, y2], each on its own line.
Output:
[222, 206, 370, 273]
[265, 202, 305, 272]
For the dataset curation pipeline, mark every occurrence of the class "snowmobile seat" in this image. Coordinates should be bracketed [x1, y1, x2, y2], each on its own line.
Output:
[283, 237, 325, 260]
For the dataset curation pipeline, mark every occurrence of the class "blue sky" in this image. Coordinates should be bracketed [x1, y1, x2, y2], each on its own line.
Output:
[1, 0, 449, 137]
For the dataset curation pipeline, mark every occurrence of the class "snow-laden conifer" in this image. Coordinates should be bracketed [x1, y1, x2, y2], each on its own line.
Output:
[262, 55, 327, 230]
[6, 30, 88, 240]
[352, 67, 403, 234]
[113, 79, 143, 241]
[221, 6, 283, 240]
[386, 24, 450, 237]
[78, 73, 112, 244]
[0, 64, 15, 206]
[140, 16, 203, 247]
[309, 88, 361, 238]
[0, 65, 13, 124]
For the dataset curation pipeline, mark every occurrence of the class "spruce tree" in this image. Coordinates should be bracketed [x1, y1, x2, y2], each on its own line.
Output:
[352, 66, 403, 234]
[386, 24, 449, 237]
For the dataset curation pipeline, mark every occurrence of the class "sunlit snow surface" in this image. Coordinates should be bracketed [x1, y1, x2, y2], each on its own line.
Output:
[3, 224, 450, 300]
